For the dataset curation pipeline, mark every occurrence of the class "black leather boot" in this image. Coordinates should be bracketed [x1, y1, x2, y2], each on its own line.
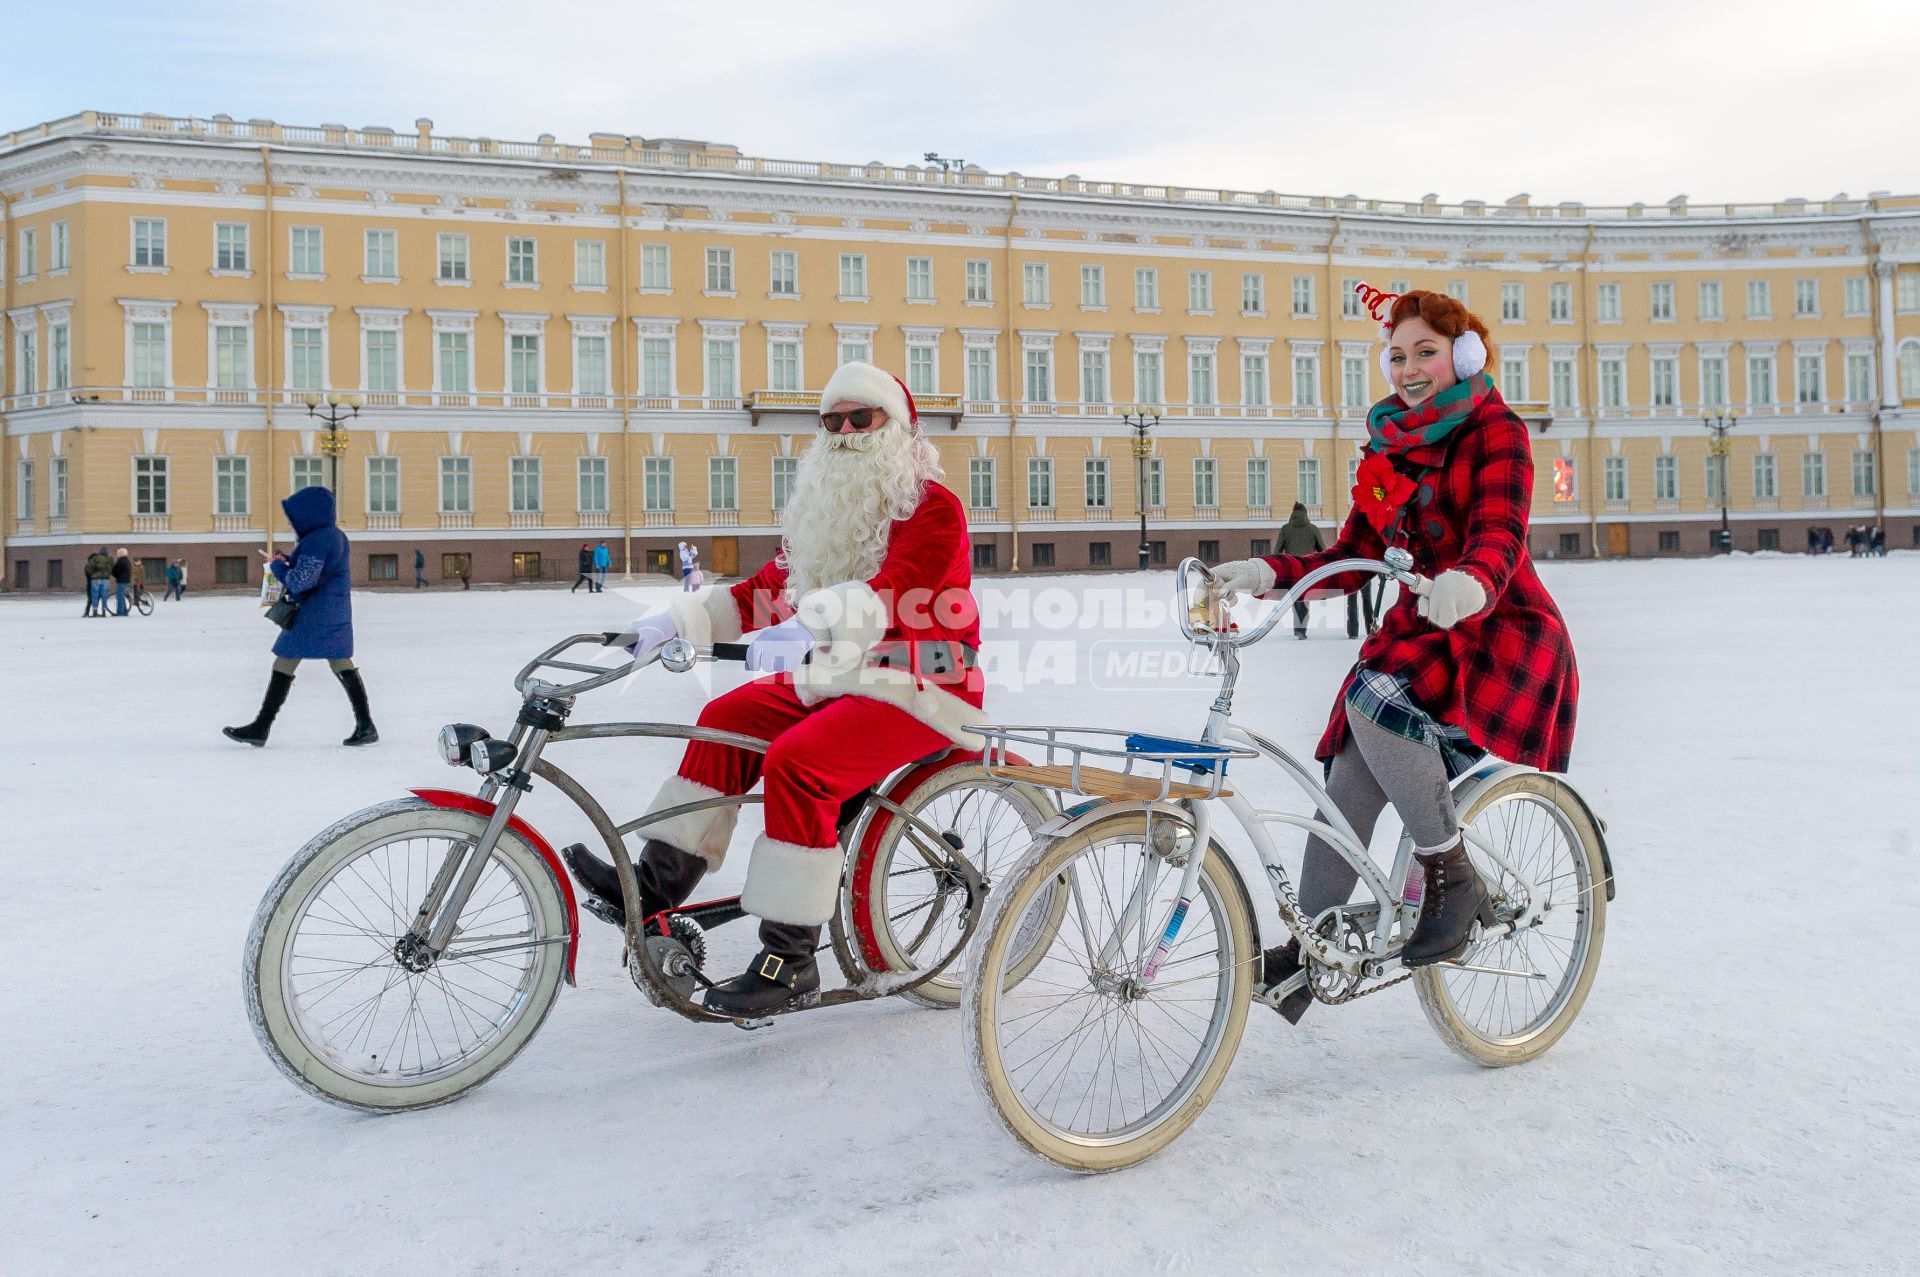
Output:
[1400, 842, 1496, 967]
[334, 667, 379, 746]
[564, 839, 708, 929]
[1259, 939, 1314, 1024]
[223, 670, 294, 747]
[703, 945, 821, 1017]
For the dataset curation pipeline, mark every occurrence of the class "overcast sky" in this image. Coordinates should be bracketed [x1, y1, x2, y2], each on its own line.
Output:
[6, 0, 1915, 206]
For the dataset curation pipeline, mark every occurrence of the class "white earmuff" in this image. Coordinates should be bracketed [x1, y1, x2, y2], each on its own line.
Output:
[1380, 327, 1490, 391]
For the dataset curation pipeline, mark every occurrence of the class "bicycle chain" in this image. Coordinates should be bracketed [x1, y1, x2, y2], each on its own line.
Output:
[1260, 863, 1420, 1006]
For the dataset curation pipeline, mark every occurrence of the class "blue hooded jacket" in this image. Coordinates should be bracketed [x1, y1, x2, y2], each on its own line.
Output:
[269, 486, 354, 660]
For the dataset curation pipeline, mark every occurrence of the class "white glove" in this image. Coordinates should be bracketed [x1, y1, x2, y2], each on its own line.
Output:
[1209, 558, 1278, 599]
[1416, 569, 1488, 630]
[745, 615, 817, 673]
[615, 611, 678, 660]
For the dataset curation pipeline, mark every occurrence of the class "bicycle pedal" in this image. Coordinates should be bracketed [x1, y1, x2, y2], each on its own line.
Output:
[581, 896, 624, 928]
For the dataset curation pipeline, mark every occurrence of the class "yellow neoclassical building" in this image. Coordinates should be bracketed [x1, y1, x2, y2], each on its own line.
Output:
[3, 110, 1918, 592]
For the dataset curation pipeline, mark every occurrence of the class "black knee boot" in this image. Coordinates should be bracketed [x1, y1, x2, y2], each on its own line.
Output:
[334, 667, 379, 746]
[704, 921, 822, 1018]
[223, 670, 295, 747]
[564, 839, 708, 929]
[1400, 842, 1496, 967]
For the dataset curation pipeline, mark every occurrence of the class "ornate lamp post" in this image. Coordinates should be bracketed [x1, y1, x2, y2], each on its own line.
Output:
[1702, 412, 1737, 554]
[1120, 404, 1160, 571]
[304, 392, 363, 495]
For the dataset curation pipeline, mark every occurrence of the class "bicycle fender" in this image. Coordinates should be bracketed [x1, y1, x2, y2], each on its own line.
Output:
[1449, 765, 1615, 903]
[410, 788, 581, 984]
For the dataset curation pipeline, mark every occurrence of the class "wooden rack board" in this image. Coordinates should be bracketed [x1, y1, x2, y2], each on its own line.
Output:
[990, 763, 1231, 801]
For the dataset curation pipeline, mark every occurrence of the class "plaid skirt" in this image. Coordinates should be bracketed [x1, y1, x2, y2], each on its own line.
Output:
[1343, 666, 1485, 779]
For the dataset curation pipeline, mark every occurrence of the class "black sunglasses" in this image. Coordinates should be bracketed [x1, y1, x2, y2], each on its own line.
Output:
[820, 408, 882, 432]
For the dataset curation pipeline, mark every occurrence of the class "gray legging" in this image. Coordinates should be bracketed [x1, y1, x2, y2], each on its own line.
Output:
[1298, 710, 1461, 919]
[272, 657, 358, 676]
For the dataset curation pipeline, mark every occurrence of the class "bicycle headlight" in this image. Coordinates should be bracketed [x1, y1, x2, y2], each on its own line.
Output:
[470, 738, 519, 775]
[437, 723, 490, 767]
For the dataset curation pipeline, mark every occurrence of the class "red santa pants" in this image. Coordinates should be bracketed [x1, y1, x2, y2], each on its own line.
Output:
[679, 674, 952, 852]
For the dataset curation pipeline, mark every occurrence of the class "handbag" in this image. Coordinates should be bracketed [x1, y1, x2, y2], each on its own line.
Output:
[265, 591, 300, 630]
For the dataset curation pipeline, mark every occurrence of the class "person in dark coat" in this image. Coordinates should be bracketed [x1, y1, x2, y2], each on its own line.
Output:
[163, 560, 185, 601]
[1274, 503, 1325, 639]
[571, 542, 596, 593]
[1871, 526, 1886, 557]
[110, 549, 133, 616]
[223, 486, 377, 747]
[414, 547, 429, 588]
[84, 547, 113, 617]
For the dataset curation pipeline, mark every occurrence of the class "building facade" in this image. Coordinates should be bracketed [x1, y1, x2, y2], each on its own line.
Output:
[3, 110, 1919, 593]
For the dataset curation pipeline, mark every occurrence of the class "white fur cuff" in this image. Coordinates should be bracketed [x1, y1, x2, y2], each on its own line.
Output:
[795, 580, 888, 655]
[740, 834, 844, 926]
[631, 774, 739, 868]
[666, 584, 744, 647]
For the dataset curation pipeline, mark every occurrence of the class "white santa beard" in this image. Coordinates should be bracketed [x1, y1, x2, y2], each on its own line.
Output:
[778, 421, 942, 601]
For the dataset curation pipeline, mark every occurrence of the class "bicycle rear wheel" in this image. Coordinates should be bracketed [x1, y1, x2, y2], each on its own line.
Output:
[133, 589, 153, 616]
[964, 810, 1255, 1172]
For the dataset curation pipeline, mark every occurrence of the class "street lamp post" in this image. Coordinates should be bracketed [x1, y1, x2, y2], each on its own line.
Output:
[305, 392, 364, 495]
[1702, 412, 1738, 554]
[1120, 404, 1160, 571]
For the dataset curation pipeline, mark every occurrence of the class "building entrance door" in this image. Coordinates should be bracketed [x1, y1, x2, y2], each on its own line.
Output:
[710, 537, 739, 577]
[645, 548, 672, 575]
[1606, 523, 1630, 558]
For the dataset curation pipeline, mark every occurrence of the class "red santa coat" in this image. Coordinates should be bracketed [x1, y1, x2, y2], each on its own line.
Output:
[1264, 388, 1578, 773]
[666, 481, 986, 749]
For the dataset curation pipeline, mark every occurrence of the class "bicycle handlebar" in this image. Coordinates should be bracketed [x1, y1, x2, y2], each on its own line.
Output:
[1177, 550, 1430, 649]
[513, 634, 747, 699]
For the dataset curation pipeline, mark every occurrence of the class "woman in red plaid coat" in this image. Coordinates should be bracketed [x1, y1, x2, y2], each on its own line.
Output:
[1212, 289, 1578, 1017]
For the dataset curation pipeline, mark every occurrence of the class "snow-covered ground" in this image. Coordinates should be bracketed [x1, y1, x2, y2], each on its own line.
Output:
[5, 556, 1916, 1276]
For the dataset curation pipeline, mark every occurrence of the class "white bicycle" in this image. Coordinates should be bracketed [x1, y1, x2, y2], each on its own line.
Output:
[962, 551, 1614, 1171]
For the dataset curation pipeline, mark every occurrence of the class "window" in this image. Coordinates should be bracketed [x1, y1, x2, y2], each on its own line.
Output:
[576, 334, 608, 396]
[511, 552, 542, 582]
[641, 337, 673, 397]
[289, 326, 325, 391]
[968, 458, 996, 511]
[16, 460, 33, 518]
[1146, 459, 1164, 508]
[1846, 352, 1873, 404]
[839, 253, 867, 298]
[369, 554, 398, 582]
[1795, 278, 1818, 317]
[839, 333, 871, 366]
[1023, 347, 1051, 402]
[706, 247, 734, 293]
[1705, 452, 1725, 505]
[1089, 541, 1110, 567]
[1023, 262, 1049, 305]
[510, 457, 542, 513]
[51, 456, 66, 517]
[1297, 458, 1321, 509]
[966, 346, 994, 401]
[290, 226, 323, 275]
[1757, 528, 1780, 552]
[1243, 272, 1266, 315]
[1189, 351, 1215, 405]
[52, 220, 69, 271]
[1247, 458, 1270, 509]
[364, 229, 397, 279]
[1649, 281, 1675, 321]
[1655, 454, 1678, 502]
[131, 322, 168, 387]
[1909, 448, 1920, 498]
[575, 240, 606, 288]
[1080, 347, 1108, 404]
[1592, 356, 1622, 409]
[888, 254, 928, 303]
[366, 456, 399, 514]
[965, 259, 991, 303]
[214, 455, 249, 516]
[705, 334, 737, 398]
[1135, 267, 1159, 309]
[973, 543, 997, 571]
[905, 343, 935, 395]
[1193, 458, 1217, 508]
[1197, 540, 1219, 563]
[1291, 275, 1314, 317]
[501, 237, 535, 285]
[1753, 453, 1777, 500]
[133, 217, 167, 268]
[294, 455, 326, 493]
[1899, 273, 1920, 312]
[1651, 356, 1677, 408]
[578, 456, 609, 513]
[1084, 457, 1110, 509]
[1796, 353, 1824, 404]
[1552, 457, 1578, 503]
[643, 457, 673, 511]
[509, 333, 542, 395]
[1340, 278, 1362, 319]
[1292, 352, 1318, 407]
[769, 339, 801, 392]
[1852, 449, 1876, 498]
[1189, 270, 1213, 313]
[1027, 457, 1054, 509]
[1747, 279, 1772, 318]
[15, 329, 35, 394]
[215, 222, 249, 272]
[1596, 283, 1620, 322]
[437, 233, 468, 281]
[1502, 354, 1530, 400]
[1844, 276, 1871, 317]
[1698, 280, 1724, 321]
[1348, 455, 1363, 493]
[1501, 282, 1524, 322]
[1549, 281, 1573, 323]
[1748, 354, 1775, 406]
[1558, 532, 1582, 557]
[1029, 542, 1055, 569]
[1135, 350, 1162, 404]
[1801, 451, 1826, 499]
[1551, 357, 1577, 409]
[349, 327, 393, 394]
[215, 555, 246, 584]
[1604, 455, 1627, 503]
[1081, 265, 1106, 308]
[134, 456, 168, 515]
[1340, 354, 1365, 407]
[1658, 531, 1680, 553]
[709, 457, 738, 512]
[768, 249, 798, 297]
[437, 331, 471, 393]
[772, 456, 799, 511]
[50, 324, 70, 391]
[1245, 350, 1272, 407]
[13, 226, 36, 277]
[1903, 344, 1920, 399]
[640, 244, 670, 290]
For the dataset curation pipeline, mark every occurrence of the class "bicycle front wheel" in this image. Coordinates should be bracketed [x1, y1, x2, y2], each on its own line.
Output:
[133, 590, 153, 616]
[964, 811, 1255, 1173]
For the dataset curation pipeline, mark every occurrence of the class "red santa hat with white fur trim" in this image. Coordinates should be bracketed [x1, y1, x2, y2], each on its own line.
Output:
[819, 361, 919, 429]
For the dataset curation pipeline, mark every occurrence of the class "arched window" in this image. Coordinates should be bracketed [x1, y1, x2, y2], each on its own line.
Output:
[1900, 342, 1920, 400]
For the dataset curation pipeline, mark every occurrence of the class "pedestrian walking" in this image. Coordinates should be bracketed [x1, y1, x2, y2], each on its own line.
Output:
[163, 560, 185, 601]
[84, 547, 113, 617]
[222, 486, 378, 748]
[678, 540, 697, 591]
[1274, 503, 1325, 638]
[1871, 526, 1886, 557]
[110, 548, 133, 616]
[571, 542, 597, 593]
[592, 539, 611, 592]
[413, 547, 429, 589]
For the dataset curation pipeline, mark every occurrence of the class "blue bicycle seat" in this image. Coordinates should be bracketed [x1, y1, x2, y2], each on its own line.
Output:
[1123, 733, 1235, 776]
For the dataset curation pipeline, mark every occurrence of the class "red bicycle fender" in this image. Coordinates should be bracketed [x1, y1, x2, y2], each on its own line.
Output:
[410, 788, 580, 985]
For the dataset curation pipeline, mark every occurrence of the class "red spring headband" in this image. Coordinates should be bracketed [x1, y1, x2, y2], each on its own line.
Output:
[1353, 281, 1400, 332]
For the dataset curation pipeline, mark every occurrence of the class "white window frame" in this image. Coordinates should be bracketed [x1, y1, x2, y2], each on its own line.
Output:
[1246, 457, 1270, 510]
[705, 247, 735, 295]
[1134, 267, 1160, 311]
[1747, 279, 1772, 319]
[132, 217, 168, 270]
[965, 259, 992, 304]
[575, 240, 607, 289]
[639, 326, 677, 399]
[1296, 457, 1321, 510]
[437, 232, 470, 283]
[838, 253, 868, 300]
[365, 455, 401, 515]
[968, 457, 997, 511]
[640, 244, 671, 292]
[643, 456, 674, 512]
[1192, 456, 1218, 509]
[1084, 457, 1110, 509]
[1080, 264, 1106, 309]
[440, 457, 474, 513]
[1188, 346, 1216, 407]
[769, 248, 800, 297]
[906, 256, 934, 302]
[363, 228, 398, 281]
[772, 456, 800, 512]
[1603, 455, 1628, 503]
[1500, 281, 1524, 323]
[510, 456, 543, 514]
[1698, 279, 1724, 321]
[505, 236, 538, 286]
[1188, 270, 1213, 314]
[1596, 282, 1621, 323]
[708, 456, 738, 513]
[289, 225, 324, 278]
[578, 456, 610, 514]
[1649, 281, 1675, 322]
[1023, 262, 1050, 306]
[134, 455, 170, 515]
[1548, 281, 1573, 323]
[214, 221, 250, 273]
[1291, 275, 1314, 318]
[1027, 456, 1055, 510]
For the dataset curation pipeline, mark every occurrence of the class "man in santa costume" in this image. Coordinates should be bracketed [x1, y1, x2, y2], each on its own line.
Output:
[565, 362, 985, 1016]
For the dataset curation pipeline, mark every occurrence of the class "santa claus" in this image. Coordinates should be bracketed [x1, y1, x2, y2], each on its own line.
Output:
[565, 362, 985, 1016]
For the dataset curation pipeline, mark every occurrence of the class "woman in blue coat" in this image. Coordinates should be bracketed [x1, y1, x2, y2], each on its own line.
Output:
[223, 486, 378, 747]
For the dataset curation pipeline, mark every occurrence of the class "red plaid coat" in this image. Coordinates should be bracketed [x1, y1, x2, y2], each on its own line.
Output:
[1263, 388, 1579, 772]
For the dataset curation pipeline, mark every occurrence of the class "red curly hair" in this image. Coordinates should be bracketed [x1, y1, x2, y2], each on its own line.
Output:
[1386, 290, 1496, 370]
